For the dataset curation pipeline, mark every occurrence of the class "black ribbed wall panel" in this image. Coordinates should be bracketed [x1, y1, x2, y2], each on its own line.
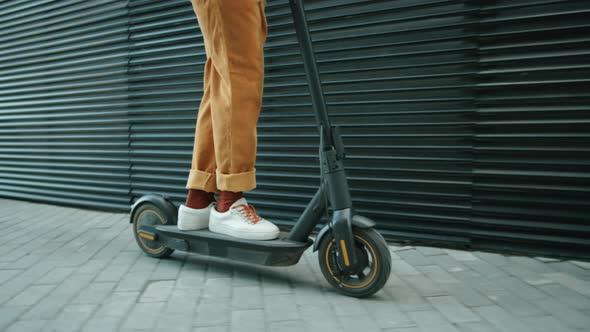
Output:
[1, 0, 588, 259]
[471, 0, 590, 256]
[0, 0, 131, 210]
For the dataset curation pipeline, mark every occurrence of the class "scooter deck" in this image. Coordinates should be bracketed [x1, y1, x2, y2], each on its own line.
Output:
[155, 225, 313, 267]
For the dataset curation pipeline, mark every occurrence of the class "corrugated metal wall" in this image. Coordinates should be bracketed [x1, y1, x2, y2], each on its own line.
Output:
[471, 0, 590, 256]
[1, 0, 588, 259]
[0, 0, 131, 210]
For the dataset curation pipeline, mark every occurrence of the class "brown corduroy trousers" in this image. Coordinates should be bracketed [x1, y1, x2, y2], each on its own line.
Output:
[186, 0, 267, 193]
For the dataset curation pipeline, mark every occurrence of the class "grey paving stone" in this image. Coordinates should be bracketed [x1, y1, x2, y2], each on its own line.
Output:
[115, 270, 152, 292]
[206, 261, 234, 280]
[473, 252, 511, 267]
[20, 272, 94, 320]
[120, 302, 165, 330]
[293, 283, 328, 305]
[74, 259, 110, 275]
[93, 291, 139, 318]
[391, 259, 422, 276]
[42, 303, 97, 332]
[230, 309, 265, 332]
[261, 273, 293, 296]
[263, 293, 299, 322]
[417, 265, 461, 284]
[416, 245, 447, 256]
[72, 281, 116, 304]
[521, 315, 577, 332]
[399, 274, 448, 297]
[491, 276, 549, 301]
[94, 264, 131, 283]
[538, 283, 590, 310]
[0, 305, 30, 331]
[4, 284, 55, 306]
[231, 285, 263, 310]
[298, 304, 342, 331]
[463, 260, 509, 280]
[2, 254, 44, 270]
[0, 198, 587, 332]
[34, 267, 76, 285]
[385, 285, 433, 312]
[0, 269, 22, 285]
[534, 298, 590, 330]
[4, 319, 50, 332]
[149, 256, 183, 280]
[433, 254, 469, 273]
[407, 309, 461, 332]
[456, 321, 502, 332]
[473, 305, 535, 332]
[80, 316, 123, 332]
[362, 294, 415, 329]
[451, 270, 505, 293]
[544, 261, 590, 280]
[427, 295, 481, 323]
[139, 279, 175, 303]
[193, 326, 228, 332]
[164, 287, 201, 316]
[325, 290, 369, 316]
[154, 313, 193, 332]
[338, 314, 382, 332]
[500, 264, 556, 286]
[508, 256, 557, 274]
[193, 298, 230, 327]
[570, 260, 590, 270]
[129, 254, 160, 273]
[268, 320, 307, 332]
[437, 283, 494, 307]
[444, 249, 479, 261]
[483, 289, 545, 317]
[382, 328, 422, 332]
[397, 248, 433, 266]
[231, 268, 260, 287]
[543, 272, 590, 297]
[203, 277, 232, 299]
[110, 250, 142, 266]
[0, 261, 54, 305]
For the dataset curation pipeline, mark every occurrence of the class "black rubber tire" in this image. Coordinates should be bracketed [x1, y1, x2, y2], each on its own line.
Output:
[318, 227, 391, 298]
[132, 203, 175, 259]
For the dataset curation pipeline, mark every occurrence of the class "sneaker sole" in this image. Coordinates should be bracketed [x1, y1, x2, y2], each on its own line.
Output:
[209, 223, 279, 241]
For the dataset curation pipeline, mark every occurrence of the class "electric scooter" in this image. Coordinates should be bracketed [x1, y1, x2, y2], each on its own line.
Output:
[130, 0, 392, 298]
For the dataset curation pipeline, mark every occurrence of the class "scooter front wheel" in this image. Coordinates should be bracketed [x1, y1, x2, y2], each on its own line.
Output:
[318, 227, 391, 297]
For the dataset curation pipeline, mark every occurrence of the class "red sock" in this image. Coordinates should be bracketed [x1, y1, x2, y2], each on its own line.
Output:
[185, 189, 215, 209]
[216, 191, 243, 212]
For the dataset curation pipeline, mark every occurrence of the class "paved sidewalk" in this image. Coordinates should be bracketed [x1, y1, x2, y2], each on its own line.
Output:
[0, 198, 588, 332]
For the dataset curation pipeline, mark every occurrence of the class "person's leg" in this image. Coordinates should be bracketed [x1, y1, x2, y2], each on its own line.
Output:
[184, 56, 217, 208]
[192, 0, 278, 240]
[195, 0, 267, 194]
[178, 3, 219, 231]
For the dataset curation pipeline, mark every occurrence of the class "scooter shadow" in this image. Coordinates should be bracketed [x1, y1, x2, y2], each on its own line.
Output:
[169, 248, 327, 292]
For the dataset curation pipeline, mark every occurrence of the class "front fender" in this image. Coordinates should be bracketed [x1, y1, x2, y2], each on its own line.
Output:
[129, 194, 178, 225]
[312, 214, 376, 252]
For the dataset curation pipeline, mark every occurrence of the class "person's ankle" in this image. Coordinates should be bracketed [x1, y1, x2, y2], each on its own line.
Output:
[185, 189, 215, 209]
[215, 191, 244, 212]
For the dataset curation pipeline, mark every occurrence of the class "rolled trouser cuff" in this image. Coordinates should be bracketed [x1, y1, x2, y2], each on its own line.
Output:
[216, 168, 256, 192]
[186, 169, 217, 192]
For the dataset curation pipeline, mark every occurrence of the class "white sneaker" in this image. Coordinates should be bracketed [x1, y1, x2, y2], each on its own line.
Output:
[177, 201, 216, 231]
[209, 197, 280, 240]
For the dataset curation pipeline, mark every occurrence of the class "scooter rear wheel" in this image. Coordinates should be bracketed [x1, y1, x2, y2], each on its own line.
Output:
[132, 203, 175, 258]
[318, 227, 391, 297]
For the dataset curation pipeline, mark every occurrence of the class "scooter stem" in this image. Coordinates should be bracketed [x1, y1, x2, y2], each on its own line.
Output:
[289, 0, 333, 147]
[289, 0, 359, 270]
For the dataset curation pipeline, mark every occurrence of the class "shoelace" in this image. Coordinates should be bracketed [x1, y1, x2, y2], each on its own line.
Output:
[234, 204, 263, 224]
